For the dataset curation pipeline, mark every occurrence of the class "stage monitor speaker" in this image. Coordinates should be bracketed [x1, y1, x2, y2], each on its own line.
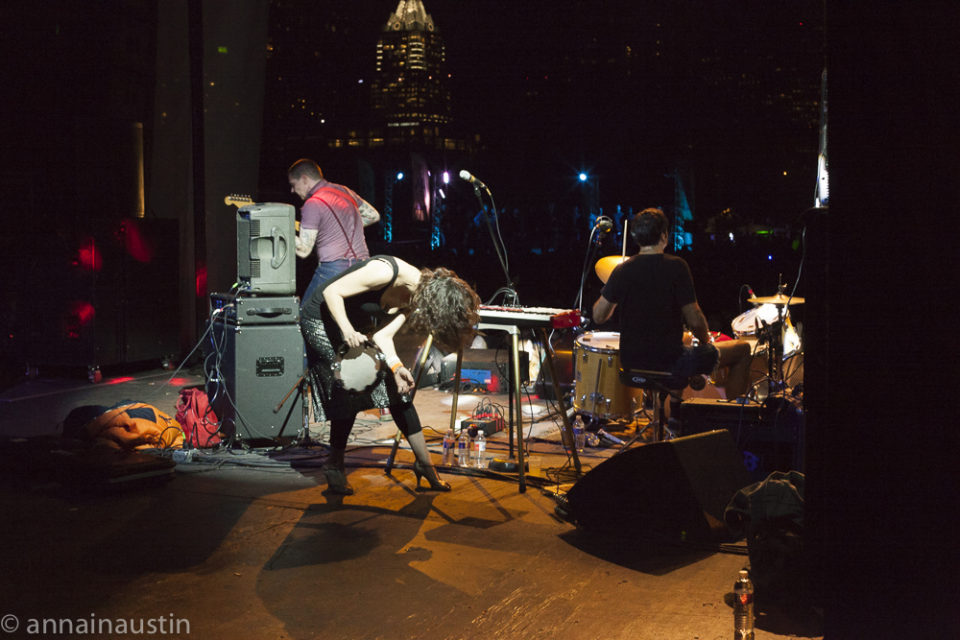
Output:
[565, 430, 751, 542]
[208, 320, 304, 443]
[236, 202, 296, 295]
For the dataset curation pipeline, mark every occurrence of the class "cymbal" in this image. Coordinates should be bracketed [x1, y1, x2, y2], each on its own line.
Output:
[594, 255, 628, 283]
[748, 293, 805, 306]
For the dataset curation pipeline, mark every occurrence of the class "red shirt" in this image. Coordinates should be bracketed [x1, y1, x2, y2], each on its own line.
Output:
[300, 180, 371, 262]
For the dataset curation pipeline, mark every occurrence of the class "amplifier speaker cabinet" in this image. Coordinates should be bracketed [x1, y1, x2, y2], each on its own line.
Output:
[207, 320, 304, 443]
[677, 397, 804, 475]
[210, 293, 300, 325]
[236, 203, 296, 295]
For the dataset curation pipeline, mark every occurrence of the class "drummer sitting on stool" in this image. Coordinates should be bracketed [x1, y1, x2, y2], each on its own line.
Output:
[591, 208, 752, 414]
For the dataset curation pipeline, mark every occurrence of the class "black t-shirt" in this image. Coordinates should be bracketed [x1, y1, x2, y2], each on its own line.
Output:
[600, 253, 697, 370]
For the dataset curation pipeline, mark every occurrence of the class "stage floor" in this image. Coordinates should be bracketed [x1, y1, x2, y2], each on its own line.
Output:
[0, 357, 821, 639]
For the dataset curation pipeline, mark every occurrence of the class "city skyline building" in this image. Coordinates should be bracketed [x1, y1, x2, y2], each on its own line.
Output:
[369, 0, 453, 150]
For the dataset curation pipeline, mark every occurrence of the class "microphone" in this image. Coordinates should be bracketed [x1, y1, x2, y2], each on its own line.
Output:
[459, 170, 489, 191]
[595, 216, 614, 232]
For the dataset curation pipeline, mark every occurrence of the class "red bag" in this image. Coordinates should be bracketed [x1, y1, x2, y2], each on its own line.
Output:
[175, 388, 221, 447]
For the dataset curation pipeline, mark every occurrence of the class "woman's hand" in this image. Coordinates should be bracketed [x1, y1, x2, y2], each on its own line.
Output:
[342, 328, 366, 349]
[394, 366, 415, 395]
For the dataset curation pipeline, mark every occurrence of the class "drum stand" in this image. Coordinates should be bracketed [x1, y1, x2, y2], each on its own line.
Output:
[751, 309, 792, 399]
[616, 369, 684, 449]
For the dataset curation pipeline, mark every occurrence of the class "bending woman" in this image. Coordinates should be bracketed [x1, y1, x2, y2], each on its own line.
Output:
[300, 255, 480, 494]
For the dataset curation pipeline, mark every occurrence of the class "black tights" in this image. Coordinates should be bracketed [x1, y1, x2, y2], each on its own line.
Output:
[329, 402, 422, 451]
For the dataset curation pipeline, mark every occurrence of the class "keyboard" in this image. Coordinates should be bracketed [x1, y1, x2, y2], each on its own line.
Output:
[478, 305, 581, 329]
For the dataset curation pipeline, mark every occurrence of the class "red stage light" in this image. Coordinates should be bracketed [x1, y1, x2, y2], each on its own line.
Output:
[64, 301, 96, 338]
[77, 238, 102, 271]
[70, 301, 96, 325]
[195, 264, 207, 298]
[120, 219, 154, 263]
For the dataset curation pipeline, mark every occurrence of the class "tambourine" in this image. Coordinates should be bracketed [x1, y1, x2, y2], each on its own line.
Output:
[332, 341, 387, 394]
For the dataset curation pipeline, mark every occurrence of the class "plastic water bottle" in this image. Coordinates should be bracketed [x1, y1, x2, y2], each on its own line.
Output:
[456, 428, 471, 467]
[733, 569, 755, 640]
[472, 430, 487, 468]
[441, 429, 455, 466]
[573, 415, 586, 453]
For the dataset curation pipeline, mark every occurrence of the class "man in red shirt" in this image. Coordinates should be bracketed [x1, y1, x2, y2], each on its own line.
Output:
[289, 158, 381, 307]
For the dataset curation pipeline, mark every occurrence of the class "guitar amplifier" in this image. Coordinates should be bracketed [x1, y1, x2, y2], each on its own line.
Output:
[677, 397, 804, 475]
[207, 320, 305, 443]
[210, 293, 300, 326]
[677, 397, 802, 445]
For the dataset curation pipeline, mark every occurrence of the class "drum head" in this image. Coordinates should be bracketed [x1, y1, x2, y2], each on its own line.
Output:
[333, 344, 385, 393]
[575, 331, 621, 353]
[731, 304, 782, 336]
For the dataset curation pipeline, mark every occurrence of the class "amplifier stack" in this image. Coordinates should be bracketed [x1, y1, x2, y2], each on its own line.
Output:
[206, 201, 304, 444]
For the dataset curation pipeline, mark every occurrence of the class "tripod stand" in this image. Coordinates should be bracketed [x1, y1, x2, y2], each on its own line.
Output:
[273, 369, 316, 447]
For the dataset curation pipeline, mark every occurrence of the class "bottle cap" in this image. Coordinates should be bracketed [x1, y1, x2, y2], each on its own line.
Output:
[739, 569, 749, 578]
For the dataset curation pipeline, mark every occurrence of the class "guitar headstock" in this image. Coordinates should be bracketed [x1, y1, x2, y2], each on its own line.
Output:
[224, 194, 255, 208]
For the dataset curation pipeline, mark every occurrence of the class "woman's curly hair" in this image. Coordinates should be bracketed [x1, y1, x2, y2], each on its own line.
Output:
[406, 267, 480, 350]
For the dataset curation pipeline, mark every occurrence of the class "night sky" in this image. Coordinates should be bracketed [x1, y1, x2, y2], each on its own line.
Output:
[262, 0, 826, 225]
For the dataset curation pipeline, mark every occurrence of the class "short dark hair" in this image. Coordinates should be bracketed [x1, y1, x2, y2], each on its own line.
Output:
[406, 268, 481, 351]
[287, 158, 323, 181]
[630, 207, 669, 247]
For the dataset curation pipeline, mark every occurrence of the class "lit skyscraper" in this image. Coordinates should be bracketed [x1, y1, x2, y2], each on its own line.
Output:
[370, 0, 451, 148]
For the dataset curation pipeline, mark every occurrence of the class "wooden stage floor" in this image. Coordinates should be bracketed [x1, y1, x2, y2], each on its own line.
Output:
[0, 357, 821, 640]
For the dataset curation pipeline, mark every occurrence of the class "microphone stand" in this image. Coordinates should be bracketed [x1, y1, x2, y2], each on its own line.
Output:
[468, 180, 516, 303]
[575, 220, 612, 314]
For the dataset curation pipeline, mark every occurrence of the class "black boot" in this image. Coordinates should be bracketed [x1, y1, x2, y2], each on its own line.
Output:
[322, 448, 354, 495]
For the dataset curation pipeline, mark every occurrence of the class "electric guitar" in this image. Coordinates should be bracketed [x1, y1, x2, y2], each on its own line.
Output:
[224, 194, 254, 208]
[224, 194, 301, 231]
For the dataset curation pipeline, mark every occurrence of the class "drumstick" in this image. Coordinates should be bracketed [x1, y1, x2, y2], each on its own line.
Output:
[622, 220, 627, 256]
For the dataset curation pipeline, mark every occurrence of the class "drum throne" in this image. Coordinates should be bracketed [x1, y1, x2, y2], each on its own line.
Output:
[617, 367, 690, 447]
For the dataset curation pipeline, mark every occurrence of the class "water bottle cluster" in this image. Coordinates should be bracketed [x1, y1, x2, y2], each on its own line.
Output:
[442, 426, 487, 469]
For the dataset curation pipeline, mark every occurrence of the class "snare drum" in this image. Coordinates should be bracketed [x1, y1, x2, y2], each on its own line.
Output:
[573, 331, 642, 419]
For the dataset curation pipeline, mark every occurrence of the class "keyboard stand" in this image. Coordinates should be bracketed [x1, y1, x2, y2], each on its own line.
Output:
[449, 324, 582, 493]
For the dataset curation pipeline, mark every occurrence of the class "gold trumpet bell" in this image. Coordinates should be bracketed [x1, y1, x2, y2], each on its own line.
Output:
[594, 255, 629, 284]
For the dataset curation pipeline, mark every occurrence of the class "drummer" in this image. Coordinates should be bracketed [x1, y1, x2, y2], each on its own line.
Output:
[591, 207, 752, 401]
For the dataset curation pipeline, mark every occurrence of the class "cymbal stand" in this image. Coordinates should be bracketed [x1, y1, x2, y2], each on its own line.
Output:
[752, 311, 790, 399]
